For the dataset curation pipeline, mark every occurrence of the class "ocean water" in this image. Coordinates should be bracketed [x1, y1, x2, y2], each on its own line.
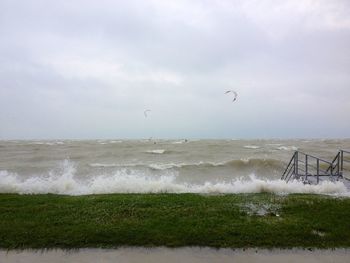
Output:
[0, 139, 349, 195]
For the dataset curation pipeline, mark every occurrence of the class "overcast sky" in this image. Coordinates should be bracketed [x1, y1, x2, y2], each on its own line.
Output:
[0, 0, 349, 139]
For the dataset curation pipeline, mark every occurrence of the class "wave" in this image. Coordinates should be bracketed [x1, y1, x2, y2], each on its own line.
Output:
[161, 158, 284, 171]
[153, 159, 284, 171]
[244, 145, 261, 149]
[88, 158, 283, 171]
[276, 146, 298, 151]
[89, 163, 134, 168]
[109, 140, 122, 143]
[89, 162, 185, 170]
[31, 141, 65, 146]
[0, 170, 347, 196]
[145, 149, 166, 154]
[172, 141, 184, 144]
[243, 145, 298, 151]
[89, 162, 182, 169]
[0, 160, 348, 196]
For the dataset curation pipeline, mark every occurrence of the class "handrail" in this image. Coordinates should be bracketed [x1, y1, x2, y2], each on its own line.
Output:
[281, 151, 296, 180]
[283, 163, 294, 182]
[306, 164, 328, 174]
[326, 151, 340, 173]
[286, 163, 297, 182]
[340, 150, 350, 179]
[330, 152, 340, 164]
[297, 151, 333, 165]
[285, 160, 296, 183]
[282, 149, 350, 184]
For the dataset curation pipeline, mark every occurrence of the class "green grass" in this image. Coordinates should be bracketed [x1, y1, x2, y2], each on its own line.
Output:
[0, 193, 349, 249]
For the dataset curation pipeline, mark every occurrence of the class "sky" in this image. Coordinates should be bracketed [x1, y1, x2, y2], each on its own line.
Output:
[0, 0, 350, 139]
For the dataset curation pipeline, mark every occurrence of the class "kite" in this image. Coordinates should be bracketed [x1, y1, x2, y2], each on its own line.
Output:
[225, 90, 238, 102]
[144, 109, 151, 117]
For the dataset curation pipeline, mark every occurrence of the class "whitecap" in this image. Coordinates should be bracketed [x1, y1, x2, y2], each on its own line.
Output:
[109, 140, 122, 144]
[148, 163, 182, 170]
[277, 146, 298, 151]
[244, 145, 261, 149]
[145, 149, 166, 154]
[0, 167, 348, 196]
[89, 163, 124, 168]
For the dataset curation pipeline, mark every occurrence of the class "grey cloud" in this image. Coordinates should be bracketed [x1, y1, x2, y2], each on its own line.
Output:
[0, 0, 350, 139]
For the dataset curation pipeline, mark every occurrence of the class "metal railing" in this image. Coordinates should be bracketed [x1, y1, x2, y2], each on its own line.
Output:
[281, 151, 297, 183]
[340, 150, 350, 180]
[281, 150, 349, 184]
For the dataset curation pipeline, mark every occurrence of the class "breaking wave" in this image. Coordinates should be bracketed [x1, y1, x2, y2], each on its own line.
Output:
[276, 146, 298, 151]
[0, 160, 348, 196]
[89, 158, 284, 171]
[145, 149, 166, 154]
[31, 141, 65, 146]
[244, 145, 261, 149]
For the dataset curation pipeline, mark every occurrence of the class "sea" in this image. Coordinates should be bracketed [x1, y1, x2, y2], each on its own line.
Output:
[0, 139, 349, 196]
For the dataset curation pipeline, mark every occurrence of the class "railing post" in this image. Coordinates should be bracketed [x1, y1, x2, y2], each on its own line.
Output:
[340, 150, 344, 177]
[317, 159, 319, 184]
[330, 159, 333, 178]
[282, 151, 298, 181]
[295, 151, 298, 177]
[337, 152, 340, 178]
[305, 154, 308, 181]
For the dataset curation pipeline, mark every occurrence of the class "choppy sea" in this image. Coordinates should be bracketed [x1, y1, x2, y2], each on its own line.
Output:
[0, 139, 349, 195]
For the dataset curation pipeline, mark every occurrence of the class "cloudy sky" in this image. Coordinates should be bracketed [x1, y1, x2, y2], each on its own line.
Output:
[0, 0, 349, 139]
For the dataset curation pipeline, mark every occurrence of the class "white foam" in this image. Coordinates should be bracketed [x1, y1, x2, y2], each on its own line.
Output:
[31, 141, 64, 146]
[244, 145, 261, 149]
[109, 140, 122, 144]
[242, 202, 281, 216]
[148, 161, 230, 170]
[89, 162, 174, 169]
[145, 149, 166, 154]
[172, 141, 184, 144]
[149, 163, 176, 170]
[32, 142, 45, 145]
[90, 161, 225, 170]
[0, 160, 87, 195]
[89, 162, 204, 170]
[89, 163, 134, 168]
[0, 161, 348, 196]
[277, 146, 298, 151]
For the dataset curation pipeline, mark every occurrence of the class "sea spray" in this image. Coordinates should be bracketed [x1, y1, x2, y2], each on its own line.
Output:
[0, 165, 348, 195]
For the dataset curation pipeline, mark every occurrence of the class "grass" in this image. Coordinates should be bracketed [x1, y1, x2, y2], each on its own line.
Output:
[0, 193, 350, 249]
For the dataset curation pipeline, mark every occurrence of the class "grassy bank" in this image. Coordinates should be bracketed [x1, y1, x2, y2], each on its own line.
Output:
[0, 193, 349, 249]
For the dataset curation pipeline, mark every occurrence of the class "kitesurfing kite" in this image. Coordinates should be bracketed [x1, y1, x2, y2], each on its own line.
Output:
[144, 109, 151, 118]
[225, 90, 238, 102]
